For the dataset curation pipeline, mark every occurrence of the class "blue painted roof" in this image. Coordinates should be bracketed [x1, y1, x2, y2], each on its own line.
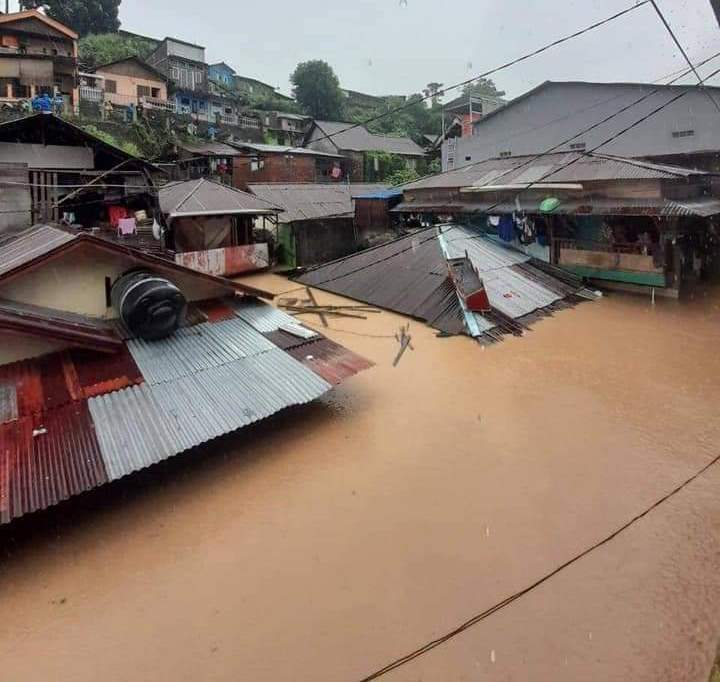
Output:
[354, 189, 404, 200]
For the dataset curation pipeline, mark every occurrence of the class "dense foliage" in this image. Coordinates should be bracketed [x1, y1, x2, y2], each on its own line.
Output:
[78, 32, 156, 70]
[290, 60, 345, 120]
[20, 0, 121, 37]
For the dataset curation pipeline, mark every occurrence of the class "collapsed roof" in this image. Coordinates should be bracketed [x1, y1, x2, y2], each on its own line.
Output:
[298, 225, 597, 343]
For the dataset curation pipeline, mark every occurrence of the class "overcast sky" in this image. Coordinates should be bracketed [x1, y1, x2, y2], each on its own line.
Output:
[118, 0, 719, 100]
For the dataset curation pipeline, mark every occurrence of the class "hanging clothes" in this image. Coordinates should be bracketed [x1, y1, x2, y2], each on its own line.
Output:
[498, 215, 515, 242]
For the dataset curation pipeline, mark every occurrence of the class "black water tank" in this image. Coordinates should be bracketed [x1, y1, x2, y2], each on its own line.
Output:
[111, 271, 187, 340]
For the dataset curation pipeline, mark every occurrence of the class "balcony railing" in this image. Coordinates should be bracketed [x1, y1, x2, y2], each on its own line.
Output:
[142, 96, 176, 113]
[79, 85, 103, 102]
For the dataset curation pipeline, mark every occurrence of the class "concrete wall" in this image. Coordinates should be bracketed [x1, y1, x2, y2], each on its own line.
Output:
[95, 63, 167, 106]
[0, 244, 229, 319]
[445, 82, 720, 170]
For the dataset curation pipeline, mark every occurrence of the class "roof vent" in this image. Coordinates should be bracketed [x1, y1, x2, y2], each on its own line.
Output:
[672, 129, 695, 138]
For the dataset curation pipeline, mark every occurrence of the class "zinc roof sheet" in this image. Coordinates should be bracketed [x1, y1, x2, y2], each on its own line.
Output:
[0, 225, 76, 278]
[311, 121, 426, 156]
[403, 152, 709, 192]
[160, 178, 281, 217]
[89, 349, 331, 481]
[248, 184, 388, 223]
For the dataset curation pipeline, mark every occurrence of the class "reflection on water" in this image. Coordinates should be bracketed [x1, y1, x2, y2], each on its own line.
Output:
[1, 274, 720, 682]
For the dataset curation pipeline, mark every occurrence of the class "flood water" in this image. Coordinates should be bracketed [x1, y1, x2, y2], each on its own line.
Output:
[2, 274, 720, 681]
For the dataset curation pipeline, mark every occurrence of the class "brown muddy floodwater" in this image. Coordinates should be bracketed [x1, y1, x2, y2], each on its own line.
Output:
[2, 274, 720, 682]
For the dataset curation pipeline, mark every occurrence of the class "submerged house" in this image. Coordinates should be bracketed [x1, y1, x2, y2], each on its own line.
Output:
[298, 224, 596, 343]
[0, 224, 372, 525]
[304, 120, 426, 182]
[396, 152, 720, 296]
[248, 183, 387, 267]
[159, 178, 282, 276]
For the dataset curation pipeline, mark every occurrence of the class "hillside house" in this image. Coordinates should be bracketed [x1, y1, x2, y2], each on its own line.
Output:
[0, 10, 78, 111]
[92, 56, 169, 110]
[304, 120, 426, 181]
[230, 142, 349, 188]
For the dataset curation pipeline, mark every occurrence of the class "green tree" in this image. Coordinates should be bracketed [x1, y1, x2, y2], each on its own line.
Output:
[20, 0, 121, 37]
[79, 33, 156, 70]
[290, 60, 344, 120]
[423, 82, 444, 106]
[461, 77, 505, 99]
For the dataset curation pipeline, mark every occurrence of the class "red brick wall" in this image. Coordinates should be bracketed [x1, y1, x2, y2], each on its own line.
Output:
[233, 154, 317, 190]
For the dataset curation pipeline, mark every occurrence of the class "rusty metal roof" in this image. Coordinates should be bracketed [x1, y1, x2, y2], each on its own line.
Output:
[0, 225, 76, 277]
[0, 297, 373, 525]
[160, 178, 282, 218]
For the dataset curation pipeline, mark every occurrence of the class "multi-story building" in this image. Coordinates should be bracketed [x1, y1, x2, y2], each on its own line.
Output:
[0, 10, 78, 110]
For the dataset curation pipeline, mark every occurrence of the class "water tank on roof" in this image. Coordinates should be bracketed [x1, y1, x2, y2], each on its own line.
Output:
[111, 271, 187, 340]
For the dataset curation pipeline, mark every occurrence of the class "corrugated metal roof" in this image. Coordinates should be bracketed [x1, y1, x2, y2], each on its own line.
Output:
[298, 225, 590, 339]
[230, 142, 343, 159]
[247, 183, 389, 223]
[310, 121, 426, 156]
[0, 225, 76, 278]
[127, 317, 277, 384]
[403, 152, 710, 192]
[0, 296, 371, 524]
[160, 178, 281, 217]
[89, 349, 331, 481]
[228, 297, 316, 334]
[178, 141, 244, 157]
[1, 402, 108, 524]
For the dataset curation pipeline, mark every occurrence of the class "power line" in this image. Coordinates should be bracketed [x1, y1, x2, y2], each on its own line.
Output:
[305, 58, 720, 291]
[356, 449, 720, 681]
[480, 63, 720, 215]
[307, 1, 651, 148]
[648, 0, 720, 114]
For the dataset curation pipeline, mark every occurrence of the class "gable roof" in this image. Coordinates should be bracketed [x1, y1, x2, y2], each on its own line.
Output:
[177, 141, 244, 157]
[309, 121, 426, 156]
[0, 9, 78, 40]
[160, 178, 282, 218]
[0, 225, 272, 298]
[93, 56, 168, 83]
[248, 183, 388, 223]
[209, 62, 237, 75]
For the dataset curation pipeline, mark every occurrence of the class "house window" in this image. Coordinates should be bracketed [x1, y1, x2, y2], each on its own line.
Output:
[499, 150, 512, 158]
[137, 85, 151, 98]
[570, 142, 586, 151]
[672, 129, 695, 138]
[151, 87, 160, 98]
[105, 79, 117, 94]
[465, 155, 472, 161]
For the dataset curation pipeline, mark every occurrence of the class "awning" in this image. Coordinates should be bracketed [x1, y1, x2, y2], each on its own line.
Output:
[392, 196, 720, 218]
